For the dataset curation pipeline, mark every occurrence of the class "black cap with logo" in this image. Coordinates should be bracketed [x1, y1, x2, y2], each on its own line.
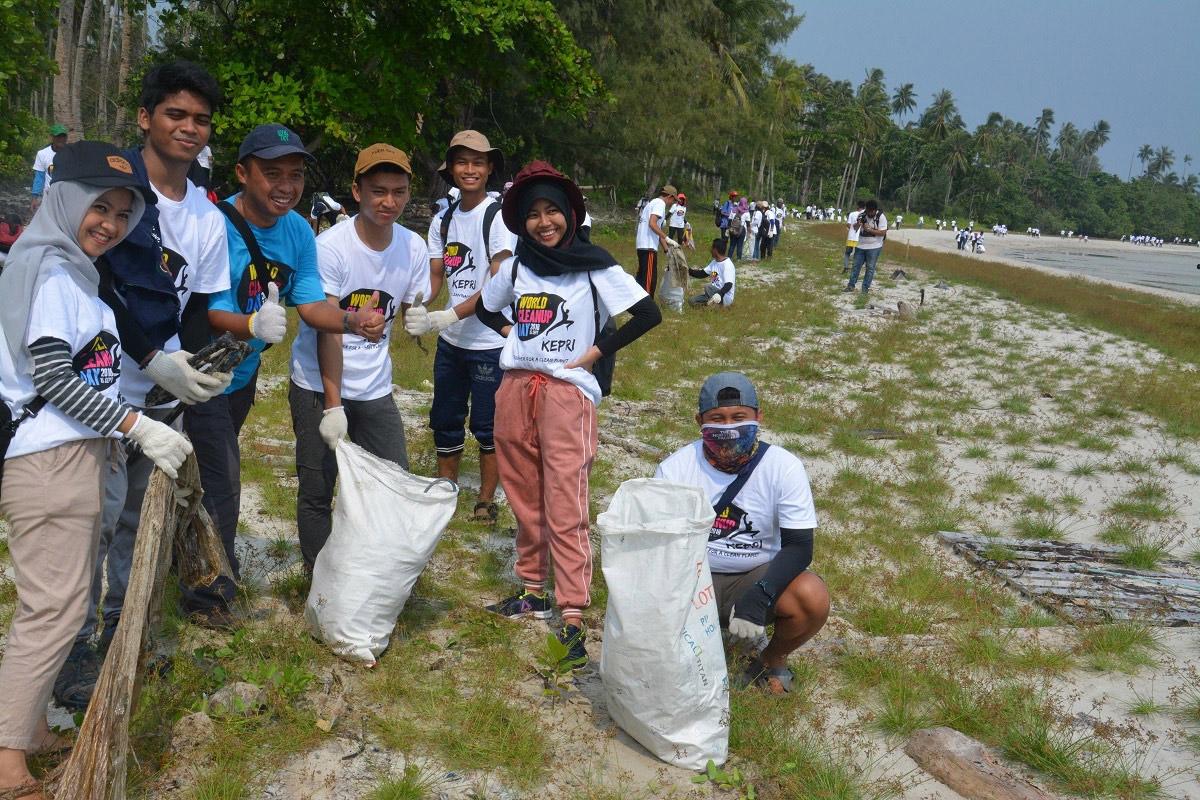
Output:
[51, 141, 156, 204]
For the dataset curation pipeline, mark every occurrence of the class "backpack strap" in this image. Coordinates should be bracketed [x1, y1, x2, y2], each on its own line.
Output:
[712, 443, 772, 515]
[481, 201, 500, 262]
[438, 199, 461, 255]
[217, 201, 270, 276]
[586, 272, 603, 346]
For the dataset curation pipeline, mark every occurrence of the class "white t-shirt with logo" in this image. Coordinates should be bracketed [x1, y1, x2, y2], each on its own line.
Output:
[636, 197, 667, 250]
[846, 210, 861, 244]
[290, 217, 430, 401]
[855, 212, 888, 251]
[0, 266, 125, 458]
[427, 198, 516, 351]
[704, 257, 736, 306]
[655, 441, 818, 574]
[481, 260, 646, 406]
[33, 145, 56, 188]
[668, 202, 687, 229]
[119, 179, 231, 408]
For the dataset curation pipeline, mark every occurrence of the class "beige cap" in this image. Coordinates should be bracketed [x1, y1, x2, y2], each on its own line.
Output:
[661, 184, 678, 197]
[354, 143, 412, 179]
[438, 130, 504, 183]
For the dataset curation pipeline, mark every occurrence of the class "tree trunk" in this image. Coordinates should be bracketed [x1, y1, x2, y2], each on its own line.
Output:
[113, 0, 134, 140]
[848, 143, 865, 205]
[756, 145, 768, 197]
[943, 169, 955, 212]
[53, 0, 76, 134]
[877, 158, 885, 198]
[71, 0, 95, 135]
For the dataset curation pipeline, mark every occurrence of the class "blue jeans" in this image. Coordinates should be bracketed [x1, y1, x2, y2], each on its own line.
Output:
[728, 231, 745, 259]
[848, 247, 883, 291]
[431, 338, 502, 455]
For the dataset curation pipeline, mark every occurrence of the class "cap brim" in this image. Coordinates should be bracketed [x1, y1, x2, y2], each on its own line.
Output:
[244, 145, 316, 163]
[79, 176, 156, 204]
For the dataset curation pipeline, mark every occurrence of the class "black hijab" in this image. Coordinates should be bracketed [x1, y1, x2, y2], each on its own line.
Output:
[513, 181, 616, 277]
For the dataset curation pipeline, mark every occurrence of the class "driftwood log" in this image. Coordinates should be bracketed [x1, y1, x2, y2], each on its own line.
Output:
[905, 727, 1060, 800]
[49, 454, 232, 799]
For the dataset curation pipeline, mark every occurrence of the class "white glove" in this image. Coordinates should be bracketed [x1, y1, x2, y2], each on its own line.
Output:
[664, 237, 680, 249]
[404, 294, 458, 336]
[143, 350, 227, 405]
[127, 414, 193, 480]
[727, 606, 766, 641]
[249, 283, 287, 344]
[707, 293, 723, 306]
[319, 406, 348, 450]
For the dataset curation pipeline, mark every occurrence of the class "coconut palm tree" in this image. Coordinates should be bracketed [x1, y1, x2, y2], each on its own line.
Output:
[891, 82, 916, 122]
[919, 88, 960, 142]
[943, 131, 971, 211]
[1150, 146, 1175, 180]
[1137, 143, 1154, 175]
[1032, 107, 1054, 158]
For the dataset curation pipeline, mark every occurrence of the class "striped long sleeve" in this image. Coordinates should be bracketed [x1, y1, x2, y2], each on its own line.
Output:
[29, 336, 132, 435]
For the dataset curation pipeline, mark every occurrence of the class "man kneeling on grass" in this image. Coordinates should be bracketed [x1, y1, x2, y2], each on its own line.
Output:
[655, 372, 829, 694]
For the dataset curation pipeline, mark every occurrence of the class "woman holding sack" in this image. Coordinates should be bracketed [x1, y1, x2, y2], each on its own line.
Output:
[0, 141, 192, 799]
[475, 161, 661, 666]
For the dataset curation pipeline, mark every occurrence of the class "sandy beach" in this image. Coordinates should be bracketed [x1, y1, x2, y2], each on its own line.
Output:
[891, 227, 1200, 306]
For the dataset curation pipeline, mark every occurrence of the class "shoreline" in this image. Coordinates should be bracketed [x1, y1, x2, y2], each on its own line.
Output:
[879, 226, 1200, 307]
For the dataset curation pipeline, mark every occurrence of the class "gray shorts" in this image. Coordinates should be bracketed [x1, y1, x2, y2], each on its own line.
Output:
[712, 563, 772, 626]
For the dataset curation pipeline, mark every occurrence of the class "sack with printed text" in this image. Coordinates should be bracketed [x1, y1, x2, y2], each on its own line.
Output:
[598, 478, 728, 769]
[304, 441, 458, 665]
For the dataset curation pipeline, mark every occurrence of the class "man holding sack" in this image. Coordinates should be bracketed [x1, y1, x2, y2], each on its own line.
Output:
[655, 372, 829, 694]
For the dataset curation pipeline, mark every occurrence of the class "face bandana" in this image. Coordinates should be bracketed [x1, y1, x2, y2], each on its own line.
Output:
[701, 422, 760, 473]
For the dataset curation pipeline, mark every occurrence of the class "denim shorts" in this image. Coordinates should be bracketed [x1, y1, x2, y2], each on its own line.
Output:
[431, 337, 502, 454]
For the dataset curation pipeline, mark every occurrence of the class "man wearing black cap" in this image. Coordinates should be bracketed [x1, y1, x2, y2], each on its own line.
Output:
[655, 371, 829, 694]
[186, 123, 384, 623]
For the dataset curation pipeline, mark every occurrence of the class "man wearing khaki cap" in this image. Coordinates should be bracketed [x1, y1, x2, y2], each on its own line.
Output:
[288, 143, 430, 568]
[405, 129, 515, 524]
[634, 183, 677, 296]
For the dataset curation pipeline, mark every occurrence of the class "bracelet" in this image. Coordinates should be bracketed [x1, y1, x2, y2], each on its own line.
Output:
[342, 311, 352, 334]
[247, 311, 258, 337]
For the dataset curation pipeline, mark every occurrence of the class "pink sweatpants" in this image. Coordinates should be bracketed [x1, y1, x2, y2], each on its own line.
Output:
[493, 370, 597, 618]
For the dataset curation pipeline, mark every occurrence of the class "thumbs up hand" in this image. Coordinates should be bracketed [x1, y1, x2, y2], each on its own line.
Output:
[346, 289, 386, 342]
[249, 282, 288, 343]
[404, 291, 457, 336]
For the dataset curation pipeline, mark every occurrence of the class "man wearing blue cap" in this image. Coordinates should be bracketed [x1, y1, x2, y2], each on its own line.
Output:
[184, 123, 384, 625]
[655, 371, 829, 694]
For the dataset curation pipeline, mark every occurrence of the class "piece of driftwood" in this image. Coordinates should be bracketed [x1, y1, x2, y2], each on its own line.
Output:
[939, 531, 1200, 626]
[50, 454, 232, 799]
[905, 727, 1060, 800]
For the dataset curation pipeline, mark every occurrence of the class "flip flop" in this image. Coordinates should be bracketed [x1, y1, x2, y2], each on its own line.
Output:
[472, 501, 498, 524]
[740, 657, 794, 695]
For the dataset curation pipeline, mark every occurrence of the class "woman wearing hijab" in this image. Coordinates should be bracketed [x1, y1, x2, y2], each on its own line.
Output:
[0, 141, 192, 798]
[475, 161, 661, 666]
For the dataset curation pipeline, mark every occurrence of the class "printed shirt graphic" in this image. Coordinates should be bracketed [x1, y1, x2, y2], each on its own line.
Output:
[655, 440, 818, 574]
[481, 259, 646, 407]
[209, 196, 324, 393]
[120, 179, 230, 407]
[704, 257, 736, 306]
[0, 265, 125, 458]
[426, 198, 515, 351]
[636, 196, 667, 250]
[668, 202, 687, 228]
[290, 217, 430, 401]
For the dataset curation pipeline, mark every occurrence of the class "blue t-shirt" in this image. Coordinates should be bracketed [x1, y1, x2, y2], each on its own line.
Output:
[209, 194, 325, 392]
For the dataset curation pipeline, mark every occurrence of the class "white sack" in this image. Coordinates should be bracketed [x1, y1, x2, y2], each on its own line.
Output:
[598, 478, 728, 769]
[304, 441, 458, 665]
[658, 270, 685, 312]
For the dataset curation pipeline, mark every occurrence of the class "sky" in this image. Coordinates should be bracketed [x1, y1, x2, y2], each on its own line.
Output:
[784, 0, 1200, 179]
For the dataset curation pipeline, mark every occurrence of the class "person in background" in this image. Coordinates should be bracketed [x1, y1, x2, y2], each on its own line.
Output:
[688, 237, 736, 307]
[30, 124, 70, 214]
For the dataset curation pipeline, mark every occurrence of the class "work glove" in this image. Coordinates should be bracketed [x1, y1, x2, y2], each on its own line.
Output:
[249, 283, 288, 344]
[664, 237, 680, 249]
[319, 406, 348, 450]
[404, 292, 458, 336]
[728, 584, 771, 641]
[143, 350, 227, 405]
[127, 414, 193, 480]
[707, 293, 723, 307]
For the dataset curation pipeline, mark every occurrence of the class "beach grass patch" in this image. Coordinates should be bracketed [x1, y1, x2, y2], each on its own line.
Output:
[1077, 622, 1161, 673]
[1012, 515, 1065, 541]
[963, 443, 991, 459]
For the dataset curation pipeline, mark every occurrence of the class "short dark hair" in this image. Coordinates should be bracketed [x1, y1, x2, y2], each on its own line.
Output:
[865, 199, 880, 212]
[856, 200, 866, 209]
[711, 238, 727, 256]
[355, 162, 411, 185]
[140, 60, 222, 115]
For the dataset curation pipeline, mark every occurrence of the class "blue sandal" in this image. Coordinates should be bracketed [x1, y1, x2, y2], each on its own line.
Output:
[740, 657, 794, 694]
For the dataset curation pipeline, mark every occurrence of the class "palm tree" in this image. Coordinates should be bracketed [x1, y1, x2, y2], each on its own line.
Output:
[1137, 143, 1154, 175]
[891, 82, 916, 121]
[1054, 122, 1079, 161]
[1184, 174, 1199, 194]
[943, 131, 970, 211]
[920, 88, 960, 142]
[1032, 107, 1054, 158]
[1150, 146, 1175, 179]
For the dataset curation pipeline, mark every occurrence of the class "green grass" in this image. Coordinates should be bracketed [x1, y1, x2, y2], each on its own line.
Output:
[1077, 622, 1162, 673]
[1012, 515, 1066, 540]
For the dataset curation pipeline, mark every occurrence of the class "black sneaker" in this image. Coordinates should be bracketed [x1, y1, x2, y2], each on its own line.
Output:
[485, 590, 552, 620]
[53, 640, 101, 711]
[187, 605, 241, 632]
[556, 624, 588, 669]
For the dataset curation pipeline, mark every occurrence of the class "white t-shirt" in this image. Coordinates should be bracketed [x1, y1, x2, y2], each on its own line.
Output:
[636, 197, 667, 250]
[763, 207, 777, 236]
[1, 266, 125, 458]
[481, 260, 646, 406]
[119, 179, 231, 408]
[855, 211, 888, 251]
[668, 203, 687, 229]
[846, 210, 861, 244]
[427, 198, 516, 351]
[655, 441, 818, 574]
[33, 145, 55, 187]
[704, 258, 736, 306]
[290, 217, 429, 401]
[750, 209, 762, 234]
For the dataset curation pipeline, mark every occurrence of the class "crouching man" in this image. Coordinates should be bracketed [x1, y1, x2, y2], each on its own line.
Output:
[655, 372, 829, 694]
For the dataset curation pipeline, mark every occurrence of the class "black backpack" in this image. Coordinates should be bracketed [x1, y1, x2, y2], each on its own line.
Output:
[440, 199, 502, 262]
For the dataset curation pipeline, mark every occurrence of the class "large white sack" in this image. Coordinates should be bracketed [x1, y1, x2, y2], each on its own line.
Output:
[658, 271, 685, 312]
[598, 478, 728, 769]
[304, 441, 458, 665]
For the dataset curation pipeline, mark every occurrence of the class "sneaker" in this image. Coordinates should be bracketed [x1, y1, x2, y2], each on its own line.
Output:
[53, 640, 101, 711]
[556, 624, 589, 669]
[842, 285, 855, 293]
[485, 590, 552, 620]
